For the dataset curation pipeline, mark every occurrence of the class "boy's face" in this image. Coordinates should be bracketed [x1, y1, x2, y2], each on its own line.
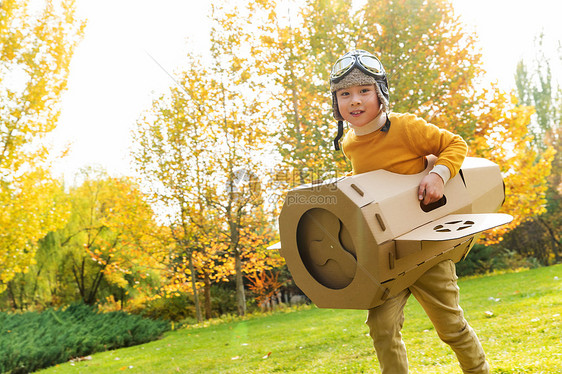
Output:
[336, 84, 381, 127]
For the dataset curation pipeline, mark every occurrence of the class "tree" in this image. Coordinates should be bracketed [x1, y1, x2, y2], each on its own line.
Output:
[504, 33, 561, 263]
[134, 1, 283, 317]
[216, 17, 264, 316]
[246, 269, 283, 311]
[0, 171, 166, 310]
[469, 87, 554, 242]
[355, 0, 553, 241]
[2, 229, 66, 310]
[58, 169, 164, 306]
[256, 0, 551, 242]
[357, 0, 483, 140]
[195, 1, 274, 316]
[515, 33, 560, 152]
[0, 0, 84, 290]
[254, 0, 352, 189]
[132, 54, 220, 322]
[192, 234, 231, 319]
[239, 209, 284, 308]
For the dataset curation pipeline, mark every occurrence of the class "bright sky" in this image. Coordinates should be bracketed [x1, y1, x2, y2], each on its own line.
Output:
[50, 0, 562, 183]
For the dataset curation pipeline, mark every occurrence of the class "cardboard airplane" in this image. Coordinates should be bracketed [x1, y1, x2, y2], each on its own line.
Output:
[277, 156, 513, 309]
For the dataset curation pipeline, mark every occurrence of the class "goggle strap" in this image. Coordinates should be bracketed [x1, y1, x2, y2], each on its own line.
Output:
[334, 121, 344, 151]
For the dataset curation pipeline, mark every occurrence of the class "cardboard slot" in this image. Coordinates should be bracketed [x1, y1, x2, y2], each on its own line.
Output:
[350, 183, 364, 196]
[458, 169, 466, 186]
[376, 213, 386, 231]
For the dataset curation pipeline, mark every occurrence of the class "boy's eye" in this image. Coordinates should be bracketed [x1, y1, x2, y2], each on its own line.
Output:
[361, 88, 372, 93]
[338, 91, 349, 97]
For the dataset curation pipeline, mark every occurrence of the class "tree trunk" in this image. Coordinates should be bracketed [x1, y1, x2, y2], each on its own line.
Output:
[7, 282, 18, 310]
[188, 251, 203, 323]
[204, 272, 212, 320]
[87, 257, 110, 305]
[234, 246, 246, 316]
[19, 280, 25, 310]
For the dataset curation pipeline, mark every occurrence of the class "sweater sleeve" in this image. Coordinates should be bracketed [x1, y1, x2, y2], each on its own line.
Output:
[405, 114, 468, 178]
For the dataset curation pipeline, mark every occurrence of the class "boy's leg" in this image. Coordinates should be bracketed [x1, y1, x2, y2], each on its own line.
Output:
[366, 289, 410, 374]
[410, 260, 489, 374]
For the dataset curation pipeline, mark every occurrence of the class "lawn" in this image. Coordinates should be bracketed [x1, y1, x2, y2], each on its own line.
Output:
[38, 264, 562, 374]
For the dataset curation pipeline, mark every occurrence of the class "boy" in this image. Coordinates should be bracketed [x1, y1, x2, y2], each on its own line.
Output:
[330, 49, 489, 374]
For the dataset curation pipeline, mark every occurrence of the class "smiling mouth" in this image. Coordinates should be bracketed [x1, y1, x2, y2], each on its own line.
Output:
[350, 110, 363, 116]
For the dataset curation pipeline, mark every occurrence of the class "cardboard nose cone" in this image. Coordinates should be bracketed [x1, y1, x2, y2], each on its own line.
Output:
[278, 157, 512, 310]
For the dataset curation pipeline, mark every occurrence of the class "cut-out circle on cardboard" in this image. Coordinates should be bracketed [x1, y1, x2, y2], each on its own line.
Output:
[296, 208, 357, 289]
[433, 220, 475, 233]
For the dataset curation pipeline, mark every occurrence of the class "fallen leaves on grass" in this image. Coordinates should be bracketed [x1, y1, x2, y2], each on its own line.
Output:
[69, 356, 92, 363]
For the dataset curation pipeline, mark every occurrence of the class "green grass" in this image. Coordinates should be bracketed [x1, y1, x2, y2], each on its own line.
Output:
[38, 264, 562, 374]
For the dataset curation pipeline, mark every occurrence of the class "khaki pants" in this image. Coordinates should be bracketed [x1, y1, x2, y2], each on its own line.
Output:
[366, 260, 489, 374]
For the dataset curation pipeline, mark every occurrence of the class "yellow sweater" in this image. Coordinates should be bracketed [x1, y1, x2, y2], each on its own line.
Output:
[341, 112, 467, 176]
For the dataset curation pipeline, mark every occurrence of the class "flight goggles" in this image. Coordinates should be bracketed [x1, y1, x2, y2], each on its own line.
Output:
[330, 50, 385, 83]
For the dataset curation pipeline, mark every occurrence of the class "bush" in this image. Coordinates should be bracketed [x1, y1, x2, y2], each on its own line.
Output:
[0, 303, 169, 374]
[211, 284, 238, 317]
[456, 244, 540, 277]
[139, 295, 195, 322]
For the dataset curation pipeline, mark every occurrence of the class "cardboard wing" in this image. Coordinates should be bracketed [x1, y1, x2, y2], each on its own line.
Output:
[394, 213, 513, 257]
[396, 214, 513, 241]
[278, 157, 513, 310]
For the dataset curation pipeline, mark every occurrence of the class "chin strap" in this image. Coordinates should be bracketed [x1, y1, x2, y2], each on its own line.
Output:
[334, 121, 344, 151]
[381, 115, 391, 132]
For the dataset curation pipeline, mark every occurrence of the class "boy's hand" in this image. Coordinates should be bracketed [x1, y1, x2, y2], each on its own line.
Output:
[418, 173, 445, 205]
